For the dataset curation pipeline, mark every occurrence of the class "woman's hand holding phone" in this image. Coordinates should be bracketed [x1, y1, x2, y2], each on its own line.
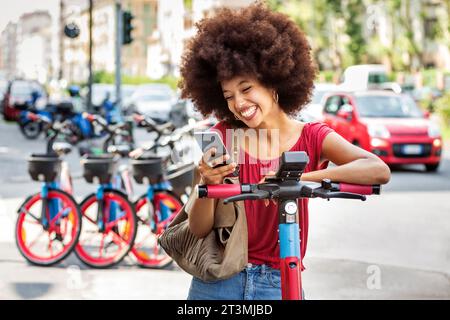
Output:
[198, 147, 237, 185]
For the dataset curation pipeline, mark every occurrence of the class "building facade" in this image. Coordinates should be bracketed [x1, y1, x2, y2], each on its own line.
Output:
[0, 22, 18, 81]
[16, 11, 53, 83]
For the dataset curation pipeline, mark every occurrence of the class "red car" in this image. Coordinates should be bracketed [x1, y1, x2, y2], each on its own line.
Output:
[1, 80, 46, 121]
[322, 90, 442, 171]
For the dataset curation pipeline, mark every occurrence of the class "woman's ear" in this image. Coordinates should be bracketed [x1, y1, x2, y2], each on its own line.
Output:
[273, 90, 279, 104]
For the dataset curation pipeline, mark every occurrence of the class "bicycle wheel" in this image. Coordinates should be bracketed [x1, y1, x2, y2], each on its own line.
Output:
[74, 189, 137, 268]
[19, 121, 42, 139]
[15, 189, 81, 266]
[131, 190, 182, 268]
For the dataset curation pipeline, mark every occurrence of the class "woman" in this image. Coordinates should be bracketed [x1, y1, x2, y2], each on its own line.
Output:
[179, 3, 390, 300]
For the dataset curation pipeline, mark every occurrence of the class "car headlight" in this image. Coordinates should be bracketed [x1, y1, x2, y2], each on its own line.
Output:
[368, 124, 390, 139]
[428, 123, 441, 138]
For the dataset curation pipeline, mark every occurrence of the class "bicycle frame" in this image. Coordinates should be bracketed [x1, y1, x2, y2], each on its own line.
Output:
[197, 151, 380, 300]
[143, 181, 175, 231]
[23, 112, 75, 229]
[40, 182, 57, 230]
[39, 182, 73, 232]
[94, 183, 126, 231]
[82, 112, 136, 230]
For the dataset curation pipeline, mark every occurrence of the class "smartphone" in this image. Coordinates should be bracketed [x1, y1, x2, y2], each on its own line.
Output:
[194, 131, 231, 168]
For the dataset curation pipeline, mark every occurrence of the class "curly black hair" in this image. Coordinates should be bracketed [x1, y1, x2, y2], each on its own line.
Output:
[179, 2, 316, 125]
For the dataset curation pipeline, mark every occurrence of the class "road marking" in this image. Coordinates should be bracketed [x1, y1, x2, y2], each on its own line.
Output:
[0, 146, 10, 154]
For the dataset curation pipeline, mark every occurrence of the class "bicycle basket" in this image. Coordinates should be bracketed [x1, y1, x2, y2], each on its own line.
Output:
[131, 155, 164, 184]
[166, 162, 195, 198]
[28, 153, 62, 182]
[81, 154, 117, 184]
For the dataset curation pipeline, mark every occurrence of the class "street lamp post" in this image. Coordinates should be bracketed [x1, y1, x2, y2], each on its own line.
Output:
[87, 0, 93, 112]
[115, 0, 122, 112]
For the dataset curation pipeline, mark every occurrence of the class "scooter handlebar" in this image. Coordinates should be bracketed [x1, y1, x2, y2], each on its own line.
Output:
[197, 184, 242, 198]
[197, 181, 381, 202]
[338, 183, 381, 195]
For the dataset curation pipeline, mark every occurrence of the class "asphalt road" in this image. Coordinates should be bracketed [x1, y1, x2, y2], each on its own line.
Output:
[0, 119, 449, 300]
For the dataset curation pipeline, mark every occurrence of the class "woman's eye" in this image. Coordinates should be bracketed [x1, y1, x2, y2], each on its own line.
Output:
[242, 87, 251, 92]
[224, 96, 232, 101]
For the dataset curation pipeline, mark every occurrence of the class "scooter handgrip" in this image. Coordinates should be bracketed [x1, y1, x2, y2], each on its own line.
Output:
[339, 183, 380, 195]
[197, 184, 241, 198]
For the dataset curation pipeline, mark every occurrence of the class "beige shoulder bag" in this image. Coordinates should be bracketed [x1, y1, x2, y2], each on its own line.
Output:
[158, 131, 247, 282]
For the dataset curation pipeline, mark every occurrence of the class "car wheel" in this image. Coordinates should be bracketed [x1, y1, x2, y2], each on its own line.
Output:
[425, 163, 440, 172]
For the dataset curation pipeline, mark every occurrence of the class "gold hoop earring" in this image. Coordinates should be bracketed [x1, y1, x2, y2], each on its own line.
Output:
[274, 92, 279, 104]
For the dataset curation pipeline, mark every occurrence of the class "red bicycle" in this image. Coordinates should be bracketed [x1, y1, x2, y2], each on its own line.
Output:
[15, 112, 81, 266]
[197, 151, 381, 300]
[74, 113, 137, 268]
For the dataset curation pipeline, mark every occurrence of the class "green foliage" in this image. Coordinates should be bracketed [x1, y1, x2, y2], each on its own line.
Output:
[184, 0, 193, 10]
[422, 69, 437, 88]
[93, 70, 114, 84]
[344, 0, 366, 66]
[93, 70, 179, 90]
[317, 70, 335, 83]
[435, 92, 450, 127]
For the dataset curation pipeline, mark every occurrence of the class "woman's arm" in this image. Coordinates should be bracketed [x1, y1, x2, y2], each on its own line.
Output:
[301, 132, 391, 185]
[188, 153, 237, 238]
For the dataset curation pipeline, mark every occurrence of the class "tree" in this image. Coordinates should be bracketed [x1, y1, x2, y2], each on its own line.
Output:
[342, 0, 367, 66]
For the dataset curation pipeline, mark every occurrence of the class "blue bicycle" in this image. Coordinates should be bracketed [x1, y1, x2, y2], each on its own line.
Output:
[15, 112, 82, 266]
[74, 113, 137, 268]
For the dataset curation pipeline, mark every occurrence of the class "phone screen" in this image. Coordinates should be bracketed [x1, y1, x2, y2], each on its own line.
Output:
[194, 131, 231, 167]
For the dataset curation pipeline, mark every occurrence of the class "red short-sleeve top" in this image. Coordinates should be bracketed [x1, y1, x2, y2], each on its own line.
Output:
[211, 121, 334, 269]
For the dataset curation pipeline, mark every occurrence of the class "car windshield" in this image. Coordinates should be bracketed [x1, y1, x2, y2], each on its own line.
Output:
[11, 81, 34, 97]
[368, 73, 389, 84]
[311, 90, 326, 104]
[355, 95, 424, 118]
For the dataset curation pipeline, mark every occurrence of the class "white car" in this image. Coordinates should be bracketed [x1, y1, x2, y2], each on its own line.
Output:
[125, 84, 175, 123]
[298, 83, 338, 123]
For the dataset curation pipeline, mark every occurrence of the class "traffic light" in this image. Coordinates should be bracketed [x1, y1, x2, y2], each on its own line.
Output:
[122, 10, 134, 45]
[64, 22, 80, 39]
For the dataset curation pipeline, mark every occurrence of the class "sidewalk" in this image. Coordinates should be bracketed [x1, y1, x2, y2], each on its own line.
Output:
[1, 240, 449, 300]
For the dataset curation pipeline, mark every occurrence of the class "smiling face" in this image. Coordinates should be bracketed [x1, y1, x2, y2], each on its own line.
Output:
[221, 75, 281, 128]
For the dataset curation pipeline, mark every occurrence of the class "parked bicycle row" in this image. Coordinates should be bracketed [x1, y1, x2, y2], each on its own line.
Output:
[15, 110, 213, 269]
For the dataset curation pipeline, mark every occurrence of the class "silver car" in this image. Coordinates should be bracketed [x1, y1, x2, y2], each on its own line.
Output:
[125, 84, 175, 123]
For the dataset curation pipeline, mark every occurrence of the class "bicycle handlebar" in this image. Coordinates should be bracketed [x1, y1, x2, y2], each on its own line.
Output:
[82, 112, 132, 153]
[25, 111, 51, 124]
[132, 112, 174, 135]
[25, 111, 75, 154]
[25, 111, 72, 133]
[197, 179, 381, 204]
[83, 112, 130, 134]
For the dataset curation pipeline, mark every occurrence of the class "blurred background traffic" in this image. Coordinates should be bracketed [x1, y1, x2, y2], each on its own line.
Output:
[0, 0, 449, 300]
[0, 0, 449, 166]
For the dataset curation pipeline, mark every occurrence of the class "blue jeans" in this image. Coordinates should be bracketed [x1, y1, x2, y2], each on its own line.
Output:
[187, 263, 282, 300]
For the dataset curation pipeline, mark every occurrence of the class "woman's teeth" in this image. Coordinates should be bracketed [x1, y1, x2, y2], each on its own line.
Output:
[240, 106, 257, 118]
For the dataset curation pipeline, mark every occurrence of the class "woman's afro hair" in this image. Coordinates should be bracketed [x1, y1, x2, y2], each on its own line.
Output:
[179, 2, 316, 124]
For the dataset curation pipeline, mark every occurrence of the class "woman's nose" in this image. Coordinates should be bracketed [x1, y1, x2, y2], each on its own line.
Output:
[235, 96, 246, 109]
